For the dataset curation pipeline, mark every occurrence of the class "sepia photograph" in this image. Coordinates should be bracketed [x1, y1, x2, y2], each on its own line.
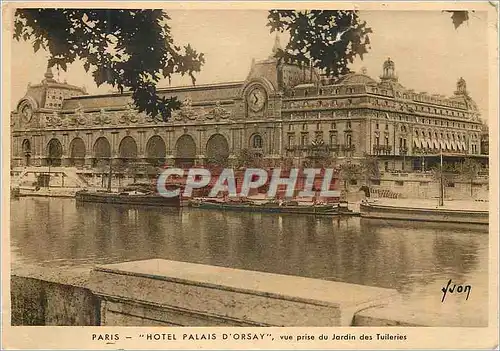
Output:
[2, 1, 498, 349]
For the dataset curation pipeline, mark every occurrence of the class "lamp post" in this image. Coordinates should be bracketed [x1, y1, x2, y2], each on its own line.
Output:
[47, 158, 51, 192]
[439, 147, 444, 207]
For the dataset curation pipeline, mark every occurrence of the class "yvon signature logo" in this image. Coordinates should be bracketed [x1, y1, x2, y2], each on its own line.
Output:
[441, 279, 472, 302]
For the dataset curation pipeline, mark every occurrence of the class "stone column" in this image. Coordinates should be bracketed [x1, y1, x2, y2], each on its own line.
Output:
[61, 133, 70, 166]
[110, 131, 120, 166]
[137, 130, 146, 163]
[239, 128, 245, 149]
[196, 127, 207, 162]
[85, 132, 94, 168]
[165, 129, 173, 155]
[32, 134, 43, 166]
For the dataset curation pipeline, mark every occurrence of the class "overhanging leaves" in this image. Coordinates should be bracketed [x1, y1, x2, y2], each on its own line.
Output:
[267, 10, 372, 79]
[14, 9, 205, 121]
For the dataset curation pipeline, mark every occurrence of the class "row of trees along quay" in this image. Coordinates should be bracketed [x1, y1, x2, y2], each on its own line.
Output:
[14, 9, 472, 121]
[91, 147, 484, 201]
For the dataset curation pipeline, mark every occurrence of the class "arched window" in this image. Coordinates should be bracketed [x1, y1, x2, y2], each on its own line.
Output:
[252, 134, 263, 149]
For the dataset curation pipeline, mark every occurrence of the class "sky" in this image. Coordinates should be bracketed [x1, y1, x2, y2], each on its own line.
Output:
[10, 10, 490, 120]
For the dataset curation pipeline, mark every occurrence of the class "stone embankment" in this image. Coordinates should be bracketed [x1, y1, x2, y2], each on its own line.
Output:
[10, 259, 478, 327]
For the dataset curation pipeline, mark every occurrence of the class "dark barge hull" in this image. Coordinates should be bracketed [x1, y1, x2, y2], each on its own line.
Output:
[359, 203, 488, 225]
[75, 191, 181, 207]
[189, 201, 357, 216]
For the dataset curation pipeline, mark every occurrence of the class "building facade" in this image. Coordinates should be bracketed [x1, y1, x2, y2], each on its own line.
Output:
[11, 44, 487, 176]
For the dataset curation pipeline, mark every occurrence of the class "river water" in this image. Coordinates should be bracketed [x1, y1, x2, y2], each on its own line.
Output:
[10, 197, 489, 327]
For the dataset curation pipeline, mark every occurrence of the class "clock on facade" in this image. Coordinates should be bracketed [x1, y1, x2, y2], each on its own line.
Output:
[21, 104, 33, 123]
[247, 86, 267, 112]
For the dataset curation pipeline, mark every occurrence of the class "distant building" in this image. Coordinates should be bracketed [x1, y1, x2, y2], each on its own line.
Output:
[11, 40, 487, 175]
[480, 123, 489, 155]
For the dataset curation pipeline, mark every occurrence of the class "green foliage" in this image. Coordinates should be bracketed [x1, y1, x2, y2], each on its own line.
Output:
[338, 160, 362, 190]
[280, 156, 295, 169]
[235, 148, 261, 168]
[360, 154, 380, 180]
[14, 9, 204, 121]
[459, 158, 481, 180]
[267, 10, 372, 78]
[206, 155, 230, 168]
[431, 162, 458, 185]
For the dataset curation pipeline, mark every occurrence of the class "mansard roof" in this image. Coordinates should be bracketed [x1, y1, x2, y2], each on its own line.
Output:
[335, 73, 377, 85]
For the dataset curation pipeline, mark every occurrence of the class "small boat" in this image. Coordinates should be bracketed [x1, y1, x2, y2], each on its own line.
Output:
[75, 183, 182, 207]
[188, 197, 356, 216]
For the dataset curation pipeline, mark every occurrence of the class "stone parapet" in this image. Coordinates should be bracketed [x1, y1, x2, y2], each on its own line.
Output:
[10, 265, 100, 326]
[17, 259, 483, 327]
[88, 259, 399, 327]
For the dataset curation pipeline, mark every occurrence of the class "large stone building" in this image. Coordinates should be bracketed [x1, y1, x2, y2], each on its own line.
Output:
[11, 41, 487, 179]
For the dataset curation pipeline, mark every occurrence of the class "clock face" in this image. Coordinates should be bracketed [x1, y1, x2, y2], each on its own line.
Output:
[247, 86, 267, 112]
[21, 105, 33, 123]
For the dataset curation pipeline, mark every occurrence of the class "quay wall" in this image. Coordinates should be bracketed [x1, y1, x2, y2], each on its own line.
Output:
[344, 173, 489, 201]
[11, 271, 100, 326]
[12, 167, 489, 202]
[9, 259, 456, 327]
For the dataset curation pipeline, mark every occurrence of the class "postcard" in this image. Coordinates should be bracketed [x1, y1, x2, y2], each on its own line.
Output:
[2, 1, 498, 349]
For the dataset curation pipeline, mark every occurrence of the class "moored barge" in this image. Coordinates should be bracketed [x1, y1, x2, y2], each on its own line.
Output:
[188, 198, 357, 216]
[75, 183, 181, 207]
[359, 201, 488, 225]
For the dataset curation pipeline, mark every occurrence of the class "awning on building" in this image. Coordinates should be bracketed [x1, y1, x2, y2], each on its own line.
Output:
[445, 140, 451, 149]
[440, 140, 446, 149]
[413, 139, 420, 148]
[456, 142, 462, 151]
[433, 140, 439, 149]
[451, 140, 457, 150]
[462, 141, 468, 151]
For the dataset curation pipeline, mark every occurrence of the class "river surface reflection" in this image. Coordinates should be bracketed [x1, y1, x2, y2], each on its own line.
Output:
[10, 197, 489, 326]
